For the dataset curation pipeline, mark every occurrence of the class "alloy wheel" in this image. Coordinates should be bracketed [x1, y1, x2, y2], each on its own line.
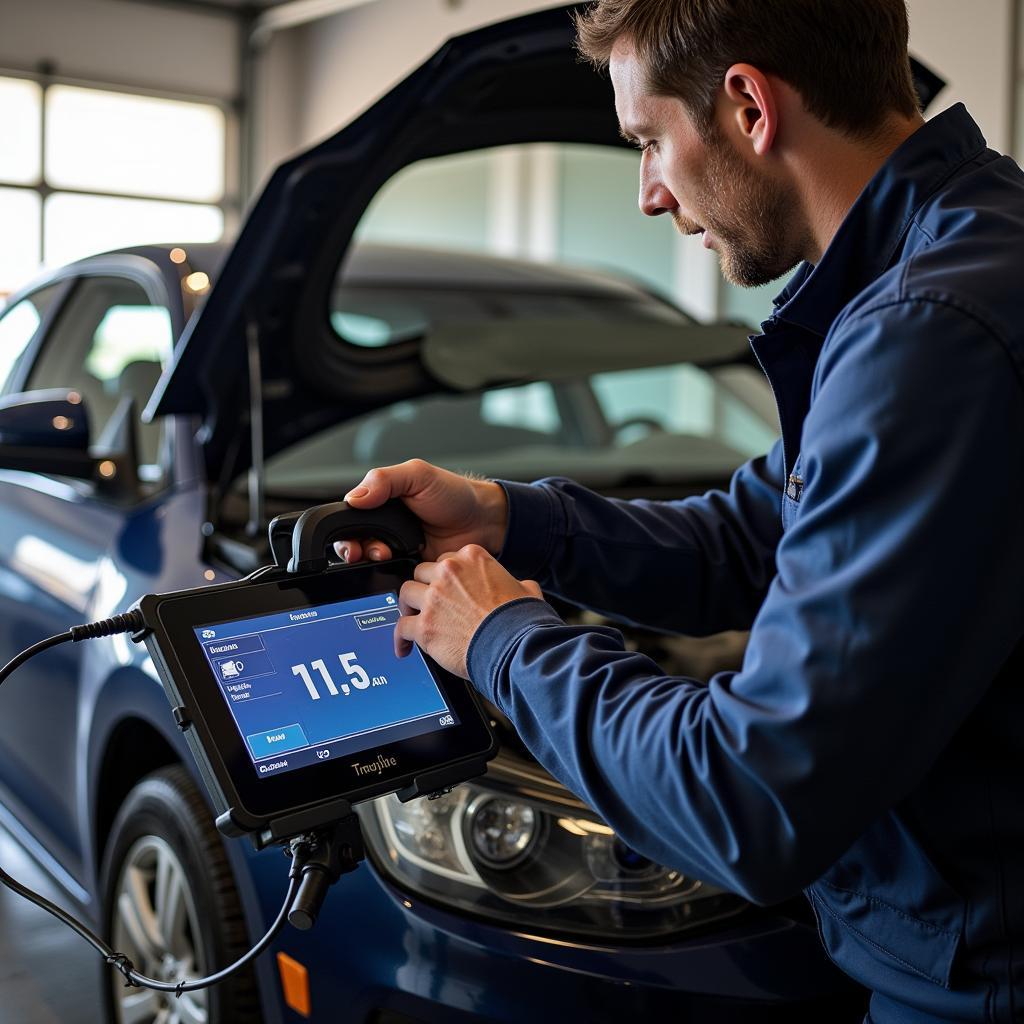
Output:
[110, 835, 209, 1024]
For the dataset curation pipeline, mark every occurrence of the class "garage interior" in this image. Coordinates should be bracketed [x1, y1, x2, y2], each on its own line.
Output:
[0, 0, 1019, 1022]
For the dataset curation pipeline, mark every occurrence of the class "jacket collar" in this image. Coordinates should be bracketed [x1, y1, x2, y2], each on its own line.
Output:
[768, 103, 988, 338]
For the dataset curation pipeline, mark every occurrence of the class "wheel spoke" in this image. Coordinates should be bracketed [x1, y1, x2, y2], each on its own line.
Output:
[119, 985, 163, 1024]
[172, 990, 209, 1024]
[118, 867, 163, 965]
[155, 850, 188, 957]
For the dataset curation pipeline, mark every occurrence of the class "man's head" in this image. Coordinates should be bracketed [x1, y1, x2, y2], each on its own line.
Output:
[576, 0, 921, 285]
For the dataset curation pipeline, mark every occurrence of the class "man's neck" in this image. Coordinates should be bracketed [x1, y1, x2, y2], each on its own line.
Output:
[796, 114, 926, 265]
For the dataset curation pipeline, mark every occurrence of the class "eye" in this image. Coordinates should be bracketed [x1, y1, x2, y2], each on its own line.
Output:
[638, 139, 657, 154]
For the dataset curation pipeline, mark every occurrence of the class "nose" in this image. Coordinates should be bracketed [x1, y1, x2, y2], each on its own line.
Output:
[639, 152, 678, 218]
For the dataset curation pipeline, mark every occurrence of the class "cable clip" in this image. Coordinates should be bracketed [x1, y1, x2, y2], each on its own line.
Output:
[105, 952, 138, 987]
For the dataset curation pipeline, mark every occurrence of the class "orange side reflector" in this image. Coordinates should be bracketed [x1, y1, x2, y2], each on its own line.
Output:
[277, 951, 311, 1018]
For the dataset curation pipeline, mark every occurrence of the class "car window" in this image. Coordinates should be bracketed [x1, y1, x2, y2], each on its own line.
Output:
[0, 284, 62, 393]
[260, 363, 778, 495]
[591, 365, 779, 457]
[27, 276, 173, 480]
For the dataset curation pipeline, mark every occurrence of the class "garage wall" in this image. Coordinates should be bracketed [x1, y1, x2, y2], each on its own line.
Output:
[294, 0, 562, 150]
[250, 27, 304, 196]
[722, 0, 1016, 328]
[907, 0, 1014, 152]
[0, 0, 241, 100]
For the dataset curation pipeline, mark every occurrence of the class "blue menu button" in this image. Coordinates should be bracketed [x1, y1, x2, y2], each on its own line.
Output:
[247, 723, 308, 760]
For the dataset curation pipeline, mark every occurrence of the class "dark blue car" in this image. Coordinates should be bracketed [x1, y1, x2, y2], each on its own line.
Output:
[0, 7, 946, 1022]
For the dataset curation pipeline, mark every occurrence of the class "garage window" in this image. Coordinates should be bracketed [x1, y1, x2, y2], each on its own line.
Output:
[0, 74, 228, 302]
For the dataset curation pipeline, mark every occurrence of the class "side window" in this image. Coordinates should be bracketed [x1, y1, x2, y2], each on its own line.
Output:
[0, 284, 62, 393]
[480, 382, 560, 434]
[27, 276, 173, 480]
[591, 364, 779, 458]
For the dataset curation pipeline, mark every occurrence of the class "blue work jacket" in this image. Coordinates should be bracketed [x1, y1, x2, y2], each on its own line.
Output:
[467, 104, 1024, 1023]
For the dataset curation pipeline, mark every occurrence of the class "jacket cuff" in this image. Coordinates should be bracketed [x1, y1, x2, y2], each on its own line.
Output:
[494, 480, 563, 581]
[466, 597, 563, 707]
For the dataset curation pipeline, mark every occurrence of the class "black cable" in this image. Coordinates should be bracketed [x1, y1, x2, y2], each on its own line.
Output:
[120, 876, 300, 994]
[0, 631, 74, 686]
[0, 614, 299, 996]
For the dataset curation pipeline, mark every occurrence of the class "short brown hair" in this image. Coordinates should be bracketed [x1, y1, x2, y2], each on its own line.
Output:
[575, 0, 919, 138]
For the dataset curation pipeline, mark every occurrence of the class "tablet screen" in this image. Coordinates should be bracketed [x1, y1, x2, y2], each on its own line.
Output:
[194, 592, 458, 780]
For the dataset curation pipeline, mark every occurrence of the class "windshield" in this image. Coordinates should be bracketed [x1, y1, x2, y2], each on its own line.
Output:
[261, 360, 778, 495]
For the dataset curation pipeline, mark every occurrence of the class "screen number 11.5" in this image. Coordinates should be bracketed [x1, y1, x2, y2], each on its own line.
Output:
[291, 654, 388, 699]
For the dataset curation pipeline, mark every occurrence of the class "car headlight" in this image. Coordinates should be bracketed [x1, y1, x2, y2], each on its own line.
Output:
[357, 759, 744, 940]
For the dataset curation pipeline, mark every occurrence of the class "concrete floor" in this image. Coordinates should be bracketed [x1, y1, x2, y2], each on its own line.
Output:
[0, 826, 104, 1023]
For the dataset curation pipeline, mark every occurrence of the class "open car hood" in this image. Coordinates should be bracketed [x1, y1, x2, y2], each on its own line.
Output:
[145, 0, 946, 483]
[146, 3, 634, 480]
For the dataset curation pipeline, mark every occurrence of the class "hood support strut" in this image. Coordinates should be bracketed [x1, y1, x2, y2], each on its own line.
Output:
[246, 316, 266, 537]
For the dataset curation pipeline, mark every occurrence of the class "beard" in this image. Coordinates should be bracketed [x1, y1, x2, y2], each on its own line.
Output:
[673, 133, 807, 288]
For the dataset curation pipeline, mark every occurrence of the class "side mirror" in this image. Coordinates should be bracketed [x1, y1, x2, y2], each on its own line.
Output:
[0, 389, 140, 496]
[0, 389, 95, 478]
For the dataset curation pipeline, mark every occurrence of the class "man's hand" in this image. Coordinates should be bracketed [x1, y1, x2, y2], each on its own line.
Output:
[334, 459, 509, 563]
[396, 544, 543, 678]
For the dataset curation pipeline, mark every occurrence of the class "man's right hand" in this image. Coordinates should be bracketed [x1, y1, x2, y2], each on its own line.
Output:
[334, 459, 509, 564]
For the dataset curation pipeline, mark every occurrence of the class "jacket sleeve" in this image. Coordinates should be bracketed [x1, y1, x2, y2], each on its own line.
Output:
[494, 441, 785, 636]
[468, 299, 1024, 905]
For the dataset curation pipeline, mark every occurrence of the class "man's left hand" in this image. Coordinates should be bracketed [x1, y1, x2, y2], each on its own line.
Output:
[396, 545, 543, 678]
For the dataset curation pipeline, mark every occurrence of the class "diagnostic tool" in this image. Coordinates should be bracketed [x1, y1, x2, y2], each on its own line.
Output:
[132, 500, 497, 847]
[0, 500, 497, 992]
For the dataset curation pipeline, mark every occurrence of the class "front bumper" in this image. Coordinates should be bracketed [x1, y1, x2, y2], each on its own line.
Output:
[267, 861, 867, 1024]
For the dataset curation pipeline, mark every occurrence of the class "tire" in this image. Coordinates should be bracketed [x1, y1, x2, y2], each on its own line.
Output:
[100, 764, 262, 1024]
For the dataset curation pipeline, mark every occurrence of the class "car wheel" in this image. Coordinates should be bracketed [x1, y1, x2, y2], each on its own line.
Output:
[100, 764, 262, 1024]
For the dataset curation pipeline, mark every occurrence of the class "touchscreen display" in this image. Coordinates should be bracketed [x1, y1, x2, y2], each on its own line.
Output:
[194, 592, 458, 780]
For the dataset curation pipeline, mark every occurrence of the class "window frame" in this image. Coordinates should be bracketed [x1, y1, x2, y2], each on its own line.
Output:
[0, 66, 238, 295]
[0, 278, 74, 397]
[4, 257, 187, 500]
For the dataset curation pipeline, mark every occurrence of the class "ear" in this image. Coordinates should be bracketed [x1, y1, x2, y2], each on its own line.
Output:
[722, 63, 778, 157]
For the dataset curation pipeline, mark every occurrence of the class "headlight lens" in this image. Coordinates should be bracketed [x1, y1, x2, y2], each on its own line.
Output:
[357, 772, 743, 940]
[467, 796, 539, 869]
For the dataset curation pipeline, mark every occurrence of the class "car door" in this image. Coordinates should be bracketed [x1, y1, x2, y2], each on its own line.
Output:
[0, 268, 174, 878]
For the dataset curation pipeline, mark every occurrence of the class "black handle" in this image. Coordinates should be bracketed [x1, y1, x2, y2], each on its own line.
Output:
[283, 499, 424, 573]
[268, 511, 302, 569]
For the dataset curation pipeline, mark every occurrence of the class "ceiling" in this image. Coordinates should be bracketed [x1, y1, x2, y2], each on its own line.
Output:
[116, 0, 294, 12]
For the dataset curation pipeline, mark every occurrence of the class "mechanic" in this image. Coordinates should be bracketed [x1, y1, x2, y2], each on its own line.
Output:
[336, 1, 1024, 1020]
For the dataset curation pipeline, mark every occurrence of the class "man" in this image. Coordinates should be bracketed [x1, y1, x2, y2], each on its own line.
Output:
[338, 1, 1024, 1020]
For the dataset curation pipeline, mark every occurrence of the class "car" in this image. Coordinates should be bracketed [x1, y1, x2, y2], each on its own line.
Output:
[0, 6, 945, 1023]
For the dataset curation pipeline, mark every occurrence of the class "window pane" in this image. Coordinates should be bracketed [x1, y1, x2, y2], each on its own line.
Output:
[29, 277, 168, 471]
[0, 285, 60, 392]
[44, 193, 223, 266]
[591, 364, 777, 458]
[481, 383, 559, 434]
[0, 77, 42, 185]
[45, 85, 225, 202]
[0, 188, 42, 298]
[86, 305, 172, 382]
